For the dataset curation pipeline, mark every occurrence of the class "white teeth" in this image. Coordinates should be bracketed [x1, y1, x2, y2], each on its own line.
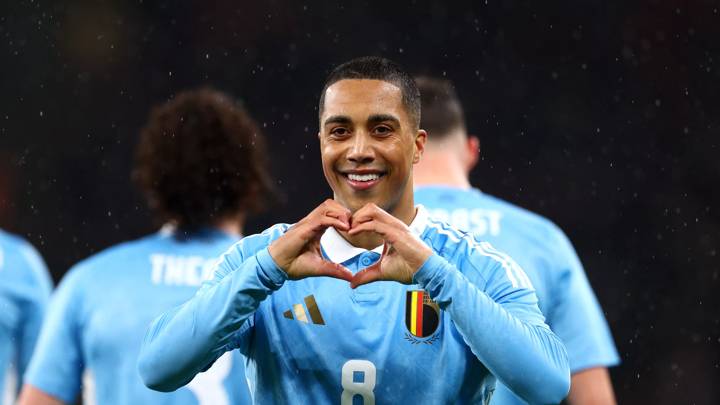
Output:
[348, 173, 380, 182]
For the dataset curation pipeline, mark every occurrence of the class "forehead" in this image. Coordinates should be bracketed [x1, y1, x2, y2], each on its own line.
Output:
[322, 79, 405, 120]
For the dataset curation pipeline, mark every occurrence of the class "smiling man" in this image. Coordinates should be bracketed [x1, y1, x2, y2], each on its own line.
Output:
[138, 57, 571, 404]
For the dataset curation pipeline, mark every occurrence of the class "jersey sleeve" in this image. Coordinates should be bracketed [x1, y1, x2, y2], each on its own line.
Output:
[413, 237, 570, 404]
[546, 227, 620, 372]
[23, 266, 85, 403]
[15, 242, 53, 384]
[138, 225, 289, 392]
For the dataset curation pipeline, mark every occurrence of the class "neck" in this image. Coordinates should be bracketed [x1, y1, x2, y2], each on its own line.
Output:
[414, 148, 471, 189]
[213, 214, 245, 236]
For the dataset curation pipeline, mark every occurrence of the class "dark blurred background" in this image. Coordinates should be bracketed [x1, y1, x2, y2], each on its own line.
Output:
[1, 0, 718, 403]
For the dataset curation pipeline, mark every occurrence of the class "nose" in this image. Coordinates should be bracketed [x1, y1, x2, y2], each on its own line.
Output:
[346, 132, 375, 164]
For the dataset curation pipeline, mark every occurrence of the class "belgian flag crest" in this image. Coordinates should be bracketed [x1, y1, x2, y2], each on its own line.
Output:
[405, 290, 441, 342]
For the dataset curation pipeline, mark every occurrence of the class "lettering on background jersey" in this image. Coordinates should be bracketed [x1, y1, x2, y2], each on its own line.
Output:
[149, 254, 218, 286]
[428, 208, 503, 236]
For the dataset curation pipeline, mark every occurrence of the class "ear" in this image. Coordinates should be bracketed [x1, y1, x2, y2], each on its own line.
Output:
[465, 135, 480, 171]
[413, 129, 427, 164]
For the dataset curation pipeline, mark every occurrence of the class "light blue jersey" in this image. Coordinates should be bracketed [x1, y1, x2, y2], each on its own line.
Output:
[139, 207, 571, 404]
[416, 186, 620, 404]
[24, 228, 252, 405]
[0, 230, 52, 404]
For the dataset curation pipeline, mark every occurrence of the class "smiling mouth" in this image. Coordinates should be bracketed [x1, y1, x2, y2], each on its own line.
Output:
[340, 171, 386, 190]
[347, 173, 382, 181]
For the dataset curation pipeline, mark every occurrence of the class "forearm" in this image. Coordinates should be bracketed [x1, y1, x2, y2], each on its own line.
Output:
[138, 248, 286, 391]
[567, 367, 617, 405]
[413, 254, 570, 404]
[17, 385, 66, 405]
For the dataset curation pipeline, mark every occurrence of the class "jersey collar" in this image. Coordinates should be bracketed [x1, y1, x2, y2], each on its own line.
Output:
[320, 205, 430, 264]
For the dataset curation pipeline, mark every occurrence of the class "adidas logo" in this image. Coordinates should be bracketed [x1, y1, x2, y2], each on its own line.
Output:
[283, 294, 325, 325]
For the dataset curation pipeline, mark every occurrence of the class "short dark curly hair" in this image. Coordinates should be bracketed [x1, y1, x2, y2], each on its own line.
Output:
[133, 88, 273, 230]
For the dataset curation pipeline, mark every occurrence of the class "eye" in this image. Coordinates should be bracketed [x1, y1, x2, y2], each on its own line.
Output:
[330, 127, 350, 138]
[373, 125, 393, 136]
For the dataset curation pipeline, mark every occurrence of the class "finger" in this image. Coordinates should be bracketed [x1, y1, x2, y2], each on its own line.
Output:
[324, 199, 353, 215]
[316, 260, 353, 282]
[307, 215, 350, 234]
[352, 204, 406, 230]
[316, 199, 352, 225]
[321, 216, 351, 231]
[347, 220, 394, 239]
[351, 266, 383, 289]
[349, 203, 379, 225]
[324, 210, 351, 229]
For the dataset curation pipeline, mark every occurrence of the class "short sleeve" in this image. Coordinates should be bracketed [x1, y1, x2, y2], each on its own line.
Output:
[547, 229, 620, 372]
[23, 267, 85, 403]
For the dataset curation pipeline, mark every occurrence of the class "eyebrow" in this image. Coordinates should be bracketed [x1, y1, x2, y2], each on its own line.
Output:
[323, 115, 352, 126]
[368, 114, 400, 126]
[322, 113, 401, 127]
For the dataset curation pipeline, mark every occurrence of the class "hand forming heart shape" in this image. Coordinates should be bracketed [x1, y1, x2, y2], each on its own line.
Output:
[267, 199, 433, 288]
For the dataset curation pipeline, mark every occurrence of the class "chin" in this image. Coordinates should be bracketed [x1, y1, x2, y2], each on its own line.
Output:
[340, 196, 379, 213]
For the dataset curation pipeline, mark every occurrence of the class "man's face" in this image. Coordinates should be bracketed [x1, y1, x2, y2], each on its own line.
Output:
[318, 79, 425, 215]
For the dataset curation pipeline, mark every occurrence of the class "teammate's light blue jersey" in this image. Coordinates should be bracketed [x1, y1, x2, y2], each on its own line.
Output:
[24, 228, 252, 405]
[415, 186, 620, 404]
[139, 207, 571, 404]
[0, 230, 52, 404]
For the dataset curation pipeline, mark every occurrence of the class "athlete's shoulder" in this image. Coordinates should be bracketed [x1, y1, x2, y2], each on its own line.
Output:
[480, 192, 569, 240]
[421, 215, 495, 279]
[0, 227, 26, 248]
[0, 228, 41, 259]
[223, 223, 291, 258]
[62, 233, 162, 282]
[422, 212, 534, 291]
[0, 229, 51, 287]
[206, 223, 290, 283]
[477, 192, 549, 225]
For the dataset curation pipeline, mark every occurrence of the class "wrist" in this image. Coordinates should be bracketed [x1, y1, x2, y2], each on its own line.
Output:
[267, 243, 290, 273]
[256, 248, 288, 290]
[412, 253, 449, 287]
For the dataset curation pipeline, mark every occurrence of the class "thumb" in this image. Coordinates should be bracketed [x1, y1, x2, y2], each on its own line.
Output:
[351, 265, 382, 289]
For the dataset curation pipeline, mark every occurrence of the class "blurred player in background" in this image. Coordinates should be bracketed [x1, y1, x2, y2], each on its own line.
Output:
[18, 88, 273, 405]
[413, 76, 619, 404]
[0, 230, 52, 404]
[138, 57, 570, 404]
